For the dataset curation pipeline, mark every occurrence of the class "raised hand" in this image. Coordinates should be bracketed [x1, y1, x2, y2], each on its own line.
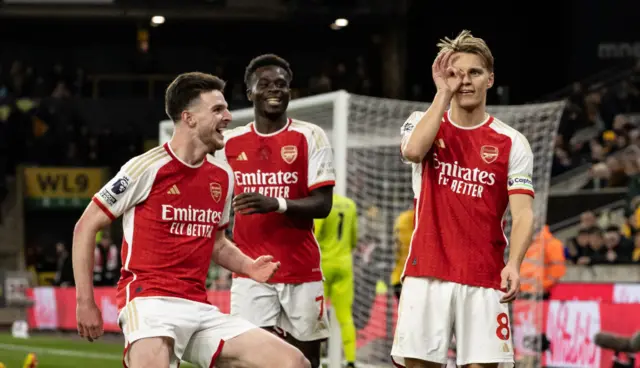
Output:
[432, 50, 463, 94]
[247, 255, 281, 282]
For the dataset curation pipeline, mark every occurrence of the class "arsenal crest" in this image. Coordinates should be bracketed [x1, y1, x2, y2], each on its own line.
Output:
[209, 182, 222, 202]
[281, 145, 298, 164]
[480, 145, 499, 164]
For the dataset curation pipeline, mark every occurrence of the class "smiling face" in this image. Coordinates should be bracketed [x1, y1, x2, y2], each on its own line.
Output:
[247, 65, 291, 117]
[183, 90, 231, 151]
[450, 52, 494, 110]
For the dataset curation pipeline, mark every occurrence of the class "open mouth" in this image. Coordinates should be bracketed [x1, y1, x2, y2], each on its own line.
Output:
[459, 90, 474, 95]
[266, 97, 282, 106]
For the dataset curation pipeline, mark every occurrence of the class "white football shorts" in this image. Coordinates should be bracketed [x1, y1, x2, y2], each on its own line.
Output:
[118, 296, 255, 368]
[391, 276, 514, 367]
[230, 278, 330, 341]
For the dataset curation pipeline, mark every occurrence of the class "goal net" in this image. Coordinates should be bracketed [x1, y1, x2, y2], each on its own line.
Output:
[159, 91, 565, 367]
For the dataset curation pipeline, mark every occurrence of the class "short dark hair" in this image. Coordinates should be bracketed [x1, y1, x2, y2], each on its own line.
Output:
[577, 228, 591, 236]
[588, 226, 603, 236]
[244, 54, 293, 87]
[165, 72, 226, 122]
[605, 225, 620, 233]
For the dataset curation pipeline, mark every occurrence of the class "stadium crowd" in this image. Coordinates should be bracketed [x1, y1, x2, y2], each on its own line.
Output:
[552, 60, 640, 180]
[552, 60, 640, 269]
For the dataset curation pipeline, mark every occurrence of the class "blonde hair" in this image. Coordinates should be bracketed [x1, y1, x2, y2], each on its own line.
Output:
[436, 30, 494, 71]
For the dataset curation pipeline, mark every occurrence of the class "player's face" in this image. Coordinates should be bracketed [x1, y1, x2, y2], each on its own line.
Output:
[248, 66, 291, 116]
[451, 52, 494, 110]
[189, 90, 231, 151]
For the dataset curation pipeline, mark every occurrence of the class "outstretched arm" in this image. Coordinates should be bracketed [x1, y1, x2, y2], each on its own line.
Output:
[212, 230, 254, 275]
[212, 230, 280, 282]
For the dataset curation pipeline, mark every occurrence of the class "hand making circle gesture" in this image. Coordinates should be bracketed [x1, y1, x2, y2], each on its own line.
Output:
[432, 50, 463, 95]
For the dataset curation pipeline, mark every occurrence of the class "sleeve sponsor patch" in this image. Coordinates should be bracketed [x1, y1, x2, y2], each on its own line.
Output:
[98, 174, 132, 206]
[111, 176, 130, 195]
[98, 188, 117, 205]
[507, 174, 533, 191]
[401, 120, 415, 135]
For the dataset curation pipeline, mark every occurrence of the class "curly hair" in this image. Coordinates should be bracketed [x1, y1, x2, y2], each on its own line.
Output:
[244, 54, 293, 87]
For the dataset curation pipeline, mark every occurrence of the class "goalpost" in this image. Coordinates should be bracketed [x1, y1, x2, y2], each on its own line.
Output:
[159, 91, 565, 368]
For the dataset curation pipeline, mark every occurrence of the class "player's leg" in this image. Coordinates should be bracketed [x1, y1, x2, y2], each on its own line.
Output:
[119, 297, 198, 368]
[278, 281, 330, 368]
[390, 277, 455, 367]
[230, 277, 280, 333]
[181, 304, 309, 368]
[282, 335, 323, 368]
[329, 265, 357, 367]
[127, 337, 174, 368]
[453, 283, 514, 368]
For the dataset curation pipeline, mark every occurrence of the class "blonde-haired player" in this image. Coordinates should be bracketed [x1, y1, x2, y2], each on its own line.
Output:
[391, 30, 535, 368]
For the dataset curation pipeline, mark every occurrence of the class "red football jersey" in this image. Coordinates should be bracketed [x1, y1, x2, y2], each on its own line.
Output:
[92, 143, 233, 310]
[216, 118, 335, 283]
[400, 111, 535, 290]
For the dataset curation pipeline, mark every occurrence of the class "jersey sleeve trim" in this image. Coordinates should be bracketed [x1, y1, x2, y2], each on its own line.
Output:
[206, 154, 235, 230]
[123, 146, 166, 180]
[92, 196, 116, 221]
[309, 180, 335, 192]
[508, 188, 535, 198]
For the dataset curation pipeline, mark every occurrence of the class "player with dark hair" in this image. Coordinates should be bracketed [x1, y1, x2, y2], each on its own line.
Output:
[216, 54, 335, 368]
[74, 71, 310, 368]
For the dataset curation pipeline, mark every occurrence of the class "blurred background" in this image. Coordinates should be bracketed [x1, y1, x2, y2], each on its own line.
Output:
[0, 0, 639, 367]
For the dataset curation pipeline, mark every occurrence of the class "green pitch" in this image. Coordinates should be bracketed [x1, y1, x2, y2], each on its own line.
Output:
[0, 333, 196, 368]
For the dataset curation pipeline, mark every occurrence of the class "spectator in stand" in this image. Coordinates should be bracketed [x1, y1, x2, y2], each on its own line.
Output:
[621, 201, 640, 238]
[577, 227, 607, 265]
[566, 228, 592, 264]
[601, 81, 640, 127]
[605, 156, 630, 188]
[633, 232, 640, 263]
[603, 225, 633, 264]
[552, 135, 574, 176]
[93, 233, 119, 286]
[579, 211, 598, 229]
[53, 241, 74, 287]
